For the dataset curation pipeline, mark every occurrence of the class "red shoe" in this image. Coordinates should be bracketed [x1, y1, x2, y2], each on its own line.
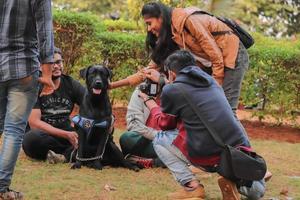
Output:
[125, 155, 153, 169]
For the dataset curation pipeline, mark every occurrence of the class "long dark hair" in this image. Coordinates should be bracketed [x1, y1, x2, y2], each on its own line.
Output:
[141, 2, 179, 66]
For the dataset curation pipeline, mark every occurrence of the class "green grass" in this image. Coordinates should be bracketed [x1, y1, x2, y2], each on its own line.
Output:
[10, 129, 300, 199]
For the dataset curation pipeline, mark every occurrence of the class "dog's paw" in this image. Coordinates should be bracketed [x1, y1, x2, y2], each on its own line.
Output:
[71, 161, 82, 169]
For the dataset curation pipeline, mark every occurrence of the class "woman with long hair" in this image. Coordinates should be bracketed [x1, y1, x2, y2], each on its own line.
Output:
[111, 2, 249, 116]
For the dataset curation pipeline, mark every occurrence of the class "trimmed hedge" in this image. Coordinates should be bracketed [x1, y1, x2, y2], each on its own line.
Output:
[102, 19, 142, 32]
[53, 10, 300, 123]
[242, 33, 300, 123]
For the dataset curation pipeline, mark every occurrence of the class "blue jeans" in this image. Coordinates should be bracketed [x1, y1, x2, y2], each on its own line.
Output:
[0, 72, 39, 192]
[153, 130, 195, 186]
[153, 131, 265, 199]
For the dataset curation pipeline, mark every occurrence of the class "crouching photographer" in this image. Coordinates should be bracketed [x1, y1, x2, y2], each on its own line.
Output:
[119, 75, 169, 169]
[141, 50, 268, 200]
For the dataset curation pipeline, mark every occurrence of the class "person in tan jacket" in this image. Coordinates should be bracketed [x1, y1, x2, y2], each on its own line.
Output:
[111, 2, 249, 115]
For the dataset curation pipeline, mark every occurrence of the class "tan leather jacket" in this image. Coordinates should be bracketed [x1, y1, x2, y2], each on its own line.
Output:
[172, 7, 239, 84]
[126, 7, 239, 86]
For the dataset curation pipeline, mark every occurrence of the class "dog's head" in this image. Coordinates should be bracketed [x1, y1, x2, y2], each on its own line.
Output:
[79, 65, 112, 96]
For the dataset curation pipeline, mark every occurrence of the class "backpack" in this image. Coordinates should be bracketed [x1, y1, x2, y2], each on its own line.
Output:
[194, 11, 254, 49]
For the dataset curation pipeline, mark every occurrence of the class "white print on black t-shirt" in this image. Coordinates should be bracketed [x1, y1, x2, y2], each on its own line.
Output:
[41, 96, 73, 127]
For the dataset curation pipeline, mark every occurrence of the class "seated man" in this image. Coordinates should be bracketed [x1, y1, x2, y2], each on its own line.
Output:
[22, 47, 86, 163]
[119, 84, 166, 168]
[140, 50, 267, 200]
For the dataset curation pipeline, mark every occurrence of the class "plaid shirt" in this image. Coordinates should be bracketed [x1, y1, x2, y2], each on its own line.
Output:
[0, 0, 54, 82]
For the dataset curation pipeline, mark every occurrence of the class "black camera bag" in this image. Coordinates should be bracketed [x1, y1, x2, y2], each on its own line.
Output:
[193, 11, 254, 49]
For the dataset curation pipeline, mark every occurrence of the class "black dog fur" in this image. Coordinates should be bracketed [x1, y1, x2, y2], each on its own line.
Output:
[71, 64, 138, 171]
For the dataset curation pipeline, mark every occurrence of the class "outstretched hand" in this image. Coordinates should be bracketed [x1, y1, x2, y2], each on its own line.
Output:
[143, 69, 160, 83]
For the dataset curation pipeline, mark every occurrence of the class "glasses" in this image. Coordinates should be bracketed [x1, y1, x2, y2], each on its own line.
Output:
[54, 59, 63, 65]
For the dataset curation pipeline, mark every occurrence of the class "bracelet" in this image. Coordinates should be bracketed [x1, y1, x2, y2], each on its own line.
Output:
[144, 96, 155, 105]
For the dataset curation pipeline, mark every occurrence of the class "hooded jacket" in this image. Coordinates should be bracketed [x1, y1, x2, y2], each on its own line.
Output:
[157, 66, 249, 164]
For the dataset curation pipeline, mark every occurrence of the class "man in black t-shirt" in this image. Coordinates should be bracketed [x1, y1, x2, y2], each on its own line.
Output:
[22, 47, 86, 163]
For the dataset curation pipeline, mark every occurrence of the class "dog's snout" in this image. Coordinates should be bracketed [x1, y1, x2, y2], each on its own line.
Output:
[95, 80, 102, 86]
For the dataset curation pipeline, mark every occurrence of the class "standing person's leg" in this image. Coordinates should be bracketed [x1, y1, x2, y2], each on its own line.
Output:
[222, 42, 249, 116]
[153, 131, 205, 199]
[22, 129, 71, 162]
[0, 84, 8, 136]
[0, 72, 39, 196]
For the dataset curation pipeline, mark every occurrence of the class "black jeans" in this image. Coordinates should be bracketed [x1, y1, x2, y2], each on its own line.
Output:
[22, 129, 74, 161]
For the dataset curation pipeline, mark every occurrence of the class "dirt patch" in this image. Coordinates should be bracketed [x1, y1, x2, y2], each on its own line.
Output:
[241, 120, 300, 143]
[113, 107, 300, 143]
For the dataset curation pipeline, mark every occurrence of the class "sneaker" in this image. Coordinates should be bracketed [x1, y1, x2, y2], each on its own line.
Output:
[167, 184, 205, 200]
[46, 150, 66, 164]
[125, 155, 153, 169]
[218, 177, 241, 200]
[0, 189, 23, 200]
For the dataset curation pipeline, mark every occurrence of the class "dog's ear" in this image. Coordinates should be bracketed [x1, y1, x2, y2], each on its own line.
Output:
[104, 67, 113, 81]
[103, 59, 109, 67]
[79, 66, 91, 80]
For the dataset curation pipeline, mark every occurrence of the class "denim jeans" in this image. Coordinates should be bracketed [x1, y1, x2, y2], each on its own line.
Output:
[222, 42, 249, 116]
[153, 130, 265, 199]
[153, 130, 196, 186]
[0, 71, 39, 192]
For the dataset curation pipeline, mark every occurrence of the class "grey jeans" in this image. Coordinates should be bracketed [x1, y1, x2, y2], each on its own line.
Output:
[222, 42, 249, 115]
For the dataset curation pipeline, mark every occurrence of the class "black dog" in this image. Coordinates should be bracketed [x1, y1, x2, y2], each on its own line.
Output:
[71, 64, 138, 171]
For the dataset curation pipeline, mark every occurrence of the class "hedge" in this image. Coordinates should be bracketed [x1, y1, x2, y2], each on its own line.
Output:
[53, 10, 300, 123]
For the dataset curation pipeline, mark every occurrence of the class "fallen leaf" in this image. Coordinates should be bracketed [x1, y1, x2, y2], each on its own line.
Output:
[280, 188, 289, 196]
[104, 184, 117, 192]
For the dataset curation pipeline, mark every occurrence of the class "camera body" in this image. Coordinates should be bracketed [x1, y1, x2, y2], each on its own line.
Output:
[139, 79, 160, 97]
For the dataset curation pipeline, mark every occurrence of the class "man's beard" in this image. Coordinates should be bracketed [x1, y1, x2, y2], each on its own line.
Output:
[52, 75, 61, 80]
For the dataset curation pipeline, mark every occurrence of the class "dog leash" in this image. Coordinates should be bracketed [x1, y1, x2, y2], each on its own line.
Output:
[75, 133, 110, 162]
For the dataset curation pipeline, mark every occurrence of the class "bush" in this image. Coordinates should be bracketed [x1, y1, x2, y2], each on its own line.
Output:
[241, 33, 300, 124]
[103, 19, 142, 32]
[96, 32, 148, 102]
[53, 10, 105, 74]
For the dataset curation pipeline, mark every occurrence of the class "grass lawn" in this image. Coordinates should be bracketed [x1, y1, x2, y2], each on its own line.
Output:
[9, 129, 300, 200]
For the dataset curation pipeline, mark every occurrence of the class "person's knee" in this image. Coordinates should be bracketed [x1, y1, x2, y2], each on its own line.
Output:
[239, 180, 265, 200]
[245, 191, 264, 200]
[119, 132, 131, 150]
[119, 132, 137, 155]
[22, 130, 43, 156]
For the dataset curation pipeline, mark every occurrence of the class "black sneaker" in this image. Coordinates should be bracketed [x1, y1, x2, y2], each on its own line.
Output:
[0, 189, 23, 200]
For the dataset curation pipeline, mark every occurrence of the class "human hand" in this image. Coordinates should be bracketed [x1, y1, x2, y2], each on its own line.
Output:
[138, 91, 149, 101]
[39, 63, 55, 96]
[144, 69, 160, 83]
[66, 131, 79, 149]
